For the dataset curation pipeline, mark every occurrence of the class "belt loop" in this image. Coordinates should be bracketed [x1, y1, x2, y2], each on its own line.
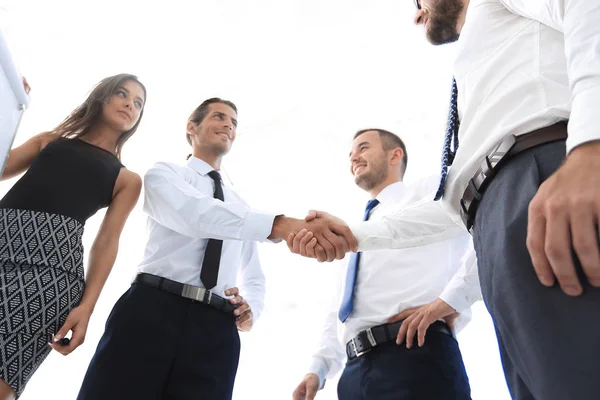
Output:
[467, 179, 482, 201]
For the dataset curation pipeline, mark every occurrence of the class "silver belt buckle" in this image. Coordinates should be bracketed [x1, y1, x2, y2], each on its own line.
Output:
[182, 284, 212, 303]
[351, 338, 366, 358]
[351, 328, 376, 358]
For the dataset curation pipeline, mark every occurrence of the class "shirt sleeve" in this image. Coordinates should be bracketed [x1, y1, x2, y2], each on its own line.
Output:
[500, 0, 600, 152]
[237, 240, 266, 322]
[438, 239, 482, 313]
[143, 162, 276, 241]
[350, 197, 465, 251]
[307, 270, 346, 390]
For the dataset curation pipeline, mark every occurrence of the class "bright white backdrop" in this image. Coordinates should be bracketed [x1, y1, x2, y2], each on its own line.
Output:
[1, 1, 510, 398]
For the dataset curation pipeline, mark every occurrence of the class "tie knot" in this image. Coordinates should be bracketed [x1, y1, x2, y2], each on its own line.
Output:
[208, 170, 222, 183]
[363, 199, 380, 221]
[366, 199, 379, 212]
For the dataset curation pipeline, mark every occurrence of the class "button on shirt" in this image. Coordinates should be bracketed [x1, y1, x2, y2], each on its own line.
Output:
[350, 0, 599, 249]
[137, 157, 276, 320]
[309, 178, 481, 387]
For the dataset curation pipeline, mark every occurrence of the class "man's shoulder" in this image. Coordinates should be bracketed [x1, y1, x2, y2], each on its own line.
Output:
[146, 161, 188, 176]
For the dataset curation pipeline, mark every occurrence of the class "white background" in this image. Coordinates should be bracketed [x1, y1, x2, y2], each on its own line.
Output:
[1, 1, 510, 398]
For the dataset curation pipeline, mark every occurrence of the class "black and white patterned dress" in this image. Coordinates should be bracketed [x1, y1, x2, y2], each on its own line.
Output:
[0, 138, 123, 397]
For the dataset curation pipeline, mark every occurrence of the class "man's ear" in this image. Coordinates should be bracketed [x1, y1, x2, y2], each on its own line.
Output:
[389, 148, 404, 166]
[186, 121, 197, 143]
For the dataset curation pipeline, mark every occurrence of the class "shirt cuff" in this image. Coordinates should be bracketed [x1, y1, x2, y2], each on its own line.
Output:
[566, 89, 600, 153]
[349, 220, 392, 252]
[438, 290, 469, 315]
[308, 358, 328, 390]
[240, 211, 277, 242]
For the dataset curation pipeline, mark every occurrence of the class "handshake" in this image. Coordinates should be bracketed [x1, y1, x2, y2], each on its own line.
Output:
[269, 211, 358, 262]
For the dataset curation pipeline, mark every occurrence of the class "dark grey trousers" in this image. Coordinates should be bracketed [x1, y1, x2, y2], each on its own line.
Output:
[473, 140, 600, 400]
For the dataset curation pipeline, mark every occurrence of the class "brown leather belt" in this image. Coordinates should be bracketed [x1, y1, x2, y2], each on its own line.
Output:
[460, 121, 568, 232]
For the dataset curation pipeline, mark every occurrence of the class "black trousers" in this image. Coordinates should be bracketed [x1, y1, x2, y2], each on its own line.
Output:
[473, 140, 600, 400]
[337, 332, 471, 400]
[77, 282, 240, 400]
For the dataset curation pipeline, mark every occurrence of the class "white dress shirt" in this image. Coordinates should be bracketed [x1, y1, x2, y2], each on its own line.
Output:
[351, 0, 600, 248]
[309, 178, 481, 388]
[137, 157, 277, 320]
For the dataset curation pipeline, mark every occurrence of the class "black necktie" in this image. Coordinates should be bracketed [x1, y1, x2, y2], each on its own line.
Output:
[200, 170, 224, 289]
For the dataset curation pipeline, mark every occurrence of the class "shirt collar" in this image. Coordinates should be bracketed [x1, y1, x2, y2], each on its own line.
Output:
[186, 156, 218, 177]
[375, 181, 406, 205]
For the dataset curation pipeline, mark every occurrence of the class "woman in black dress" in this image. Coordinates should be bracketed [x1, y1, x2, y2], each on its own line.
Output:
[0, 73, 146, 399]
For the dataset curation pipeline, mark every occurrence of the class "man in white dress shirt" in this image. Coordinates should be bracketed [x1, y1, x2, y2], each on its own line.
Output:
[76, 98, 357, 400]
[291, 129, 479, 400]
[292, 1, 600, 398]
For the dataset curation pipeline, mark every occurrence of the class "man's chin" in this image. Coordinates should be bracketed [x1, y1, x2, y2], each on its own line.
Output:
[426, 27, 460, 45]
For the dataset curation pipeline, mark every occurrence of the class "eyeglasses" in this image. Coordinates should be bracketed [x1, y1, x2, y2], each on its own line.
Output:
[414, 0, 422, 9]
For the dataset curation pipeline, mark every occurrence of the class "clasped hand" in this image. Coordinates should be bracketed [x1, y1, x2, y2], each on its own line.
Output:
[286, 211, 357, 262]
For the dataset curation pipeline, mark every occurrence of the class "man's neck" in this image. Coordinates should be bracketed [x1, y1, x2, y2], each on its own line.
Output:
[192, 150, 223, 170]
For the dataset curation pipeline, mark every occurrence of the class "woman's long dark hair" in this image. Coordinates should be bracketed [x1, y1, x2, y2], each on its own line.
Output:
[51, 73, 147, 158]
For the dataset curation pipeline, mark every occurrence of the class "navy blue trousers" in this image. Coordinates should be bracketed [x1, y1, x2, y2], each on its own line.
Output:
[77, 282, 240, 400]
[337, 331, 471, 400]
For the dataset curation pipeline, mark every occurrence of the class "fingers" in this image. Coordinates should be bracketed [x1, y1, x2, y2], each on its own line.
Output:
[236, 309, 253, 331]
[50, 324, 84, 356]
[287, 232, 296, 252]
[396, 317, 409, 345]
[332, 224, 358, 253]
[322, 229, 348, 260]
[292, 384, 306, 400]
[527, 204, 556, 288]
[571, 208, 600, 286]
[417, 318, 431, 347]
[315, 233, 336, 262]
[22, 76, 31, 94]
[404, 314, 421, 349]
[234, 301, 250, 316]
[293, 375, 319, 400]
[53, 318, 72, 344]
[545, 204, 581, 295]
[388, 307, 418, 324]
[314, 244, 327, 263]
[296, 230, 317, 257]
[305, 210, 318, 222]
[305, 384, 317, 400]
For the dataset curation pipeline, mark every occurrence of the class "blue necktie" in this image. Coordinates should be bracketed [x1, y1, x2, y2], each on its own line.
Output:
[338, 199, 380, 322]
[434, 78, 460, 200]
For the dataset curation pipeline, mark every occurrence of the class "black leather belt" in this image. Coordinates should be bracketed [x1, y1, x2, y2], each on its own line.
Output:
[135, 273, 238, 315]
[345, 320, 453, 360]
[460, 121, 568, 232]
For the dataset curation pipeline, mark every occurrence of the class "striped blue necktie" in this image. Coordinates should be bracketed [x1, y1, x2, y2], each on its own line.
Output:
[338, 199, 380, 322]
[434, 78, 460, 200]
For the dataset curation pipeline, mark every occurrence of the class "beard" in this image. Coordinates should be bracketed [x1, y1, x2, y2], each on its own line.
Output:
[354, 159, 388, 192]
[426, 0, 464, 45]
